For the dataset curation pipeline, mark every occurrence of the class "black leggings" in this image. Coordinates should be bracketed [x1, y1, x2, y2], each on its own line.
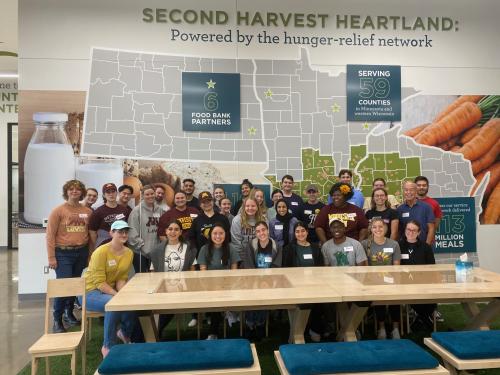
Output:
[374, 305, 400, 324]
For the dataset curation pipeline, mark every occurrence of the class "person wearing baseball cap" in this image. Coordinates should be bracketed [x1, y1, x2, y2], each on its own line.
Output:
[319, 216, 367, 339]
[321, 216, 367, 267]
[298, 184, 325, 245]
[190, 191, 231, 251]
[81, 218, 135, 358]
[110, 220, 131, 231]
[102, 183, 117, 195]
[88, 182, 131, 250]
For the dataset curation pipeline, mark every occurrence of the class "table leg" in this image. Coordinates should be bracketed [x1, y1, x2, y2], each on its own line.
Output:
[287, 308, 310, 344]
[336, 302, 369, 342]
[464, 299, 500, 331]
[139, 313, 159, 342]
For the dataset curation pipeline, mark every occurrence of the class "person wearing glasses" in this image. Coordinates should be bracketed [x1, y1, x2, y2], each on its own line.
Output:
[399, 220, 436, 330]
[82, 220, 135, 358]
[397, 181, 435, 245]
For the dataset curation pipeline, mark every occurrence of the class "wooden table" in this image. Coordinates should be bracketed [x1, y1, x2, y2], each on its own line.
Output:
[105, 265, 500, 343]
[325, 264, 500, 341]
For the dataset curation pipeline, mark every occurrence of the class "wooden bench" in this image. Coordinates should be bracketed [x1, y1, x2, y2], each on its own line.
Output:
[94, 339, 260, 375]
[274, 340, 448, 375]
[424, 330, 500, 375]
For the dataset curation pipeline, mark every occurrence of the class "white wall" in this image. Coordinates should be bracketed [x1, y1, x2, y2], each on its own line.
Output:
[0, 0, 18, 247]
[477, 226, 500, 274]
[0, 79, 18, 247]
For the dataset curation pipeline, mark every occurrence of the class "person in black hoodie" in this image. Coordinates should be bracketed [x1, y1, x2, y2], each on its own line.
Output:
[283, 221, 325, 342]
[190, 191, 230, 255]
[398, 219, 436, 330]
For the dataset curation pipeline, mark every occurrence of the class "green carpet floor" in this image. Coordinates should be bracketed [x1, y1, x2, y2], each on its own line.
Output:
[19, 304, 500, 374]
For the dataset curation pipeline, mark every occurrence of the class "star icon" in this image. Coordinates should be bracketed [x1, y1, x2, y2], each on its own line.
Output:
[331, 103, 341, 113]
[363, 122, 370, 130]
[248, 127, 257, 136]
[206, 79, 216, 89]
[264, 89, 273, 98]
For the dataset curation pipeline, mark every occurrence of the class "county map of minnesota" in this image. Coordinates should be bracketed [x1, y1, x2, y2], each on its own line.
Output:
[82, 47, 480, 206]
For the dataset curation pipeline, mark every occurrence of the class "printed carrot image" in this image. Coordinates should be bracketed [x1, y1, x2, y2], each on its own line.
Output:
[484, 183, 500, 224]
[415, 101, 482, 146]
[404, 95, 500, 224]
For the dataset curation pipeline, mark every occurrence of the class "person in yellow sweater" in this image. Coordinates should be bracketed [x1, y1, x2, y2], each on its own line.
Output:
[81, 220, 135, 358]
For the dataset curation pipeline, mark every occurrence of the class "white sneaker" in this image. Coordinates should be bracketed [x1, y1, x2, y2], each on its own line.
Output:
[309, 329, 321, 342]
[188, 318, 198, 328]
[377, 328, 387, 340]
[434, 310, 444, 322]
[391, 328, 401, 340]
[225, 311, 239, 327]
[206, 334, 218, 340]
[355, 330, 362, 340]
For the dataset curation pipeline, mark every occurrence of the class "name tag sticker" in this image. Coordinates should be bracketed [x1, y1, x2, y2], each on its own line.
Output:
[401, 254, 410, 259]
[264, 256, 273, 263]
[344, 246, 354, 252]
[402, 212, 410, 218]
[108, 259, 117, 267]
[291, 202, 298, 206]
[303, 254, 313, 260]
[383, 247, 394, 253]
[190, 213, 198, 218]
[79, 213, 88, 218]
[304, 210, 312, 215]
[116, 214, 125, 220]
[383, 276, 394, 284]
[274, 224, 283, 230]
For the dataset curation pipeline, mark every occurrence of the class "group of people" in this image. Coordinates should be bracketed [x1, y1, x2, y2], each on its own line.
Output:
[46, 170, 443, 356]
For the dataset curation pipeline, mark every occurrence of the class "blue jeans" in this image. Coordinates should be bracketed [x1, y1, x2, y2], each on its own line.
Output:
[53, 246, 88, 319]
[82, 290, 136, 349]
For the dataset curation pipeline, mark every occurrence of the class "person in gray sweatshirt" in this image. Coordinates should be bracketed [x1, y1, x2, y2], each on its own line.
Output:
[230, 197, 267, 258]
[127, 184, 164, 273]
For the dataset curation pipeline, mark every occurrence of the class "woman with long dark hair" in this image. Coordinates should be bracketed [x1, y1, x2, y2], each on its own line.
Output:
[148, 219, 197, 338]
[365, 187, 399, 240]
[241, 221, 282, 339]
[198, 223, 241, 339]
[283, 221, 325, 342]
[399, 219, 436, 330]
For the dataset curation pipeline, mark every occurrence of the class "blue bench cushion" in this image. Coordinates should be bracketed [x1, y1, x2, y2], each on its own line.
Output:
[432, 330, 500, 360]
[279, 340, 438, 375]
[98, 339, 254, 374]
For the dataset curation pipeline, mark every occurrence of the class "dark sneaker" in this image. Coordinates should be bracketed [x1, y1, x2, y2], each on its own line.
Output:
[63, 310, 80, 326]
[53, 319, 66, 333]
